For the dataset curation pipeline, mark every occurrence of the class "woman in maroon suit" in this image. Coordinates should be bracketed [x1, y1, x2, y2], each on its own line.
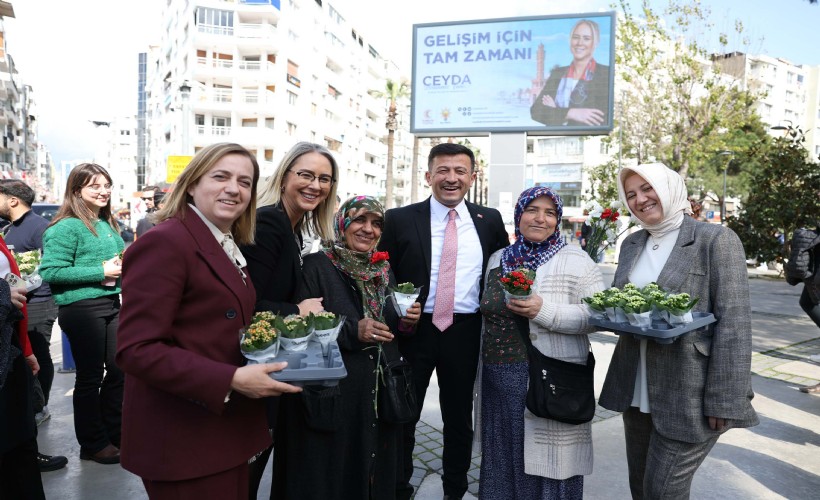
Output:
[116, 143, 301, 499]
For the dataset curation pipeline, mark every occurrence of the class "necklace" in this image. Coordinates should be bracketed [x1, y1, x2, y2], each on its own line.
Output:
[650, 234, 663, 250]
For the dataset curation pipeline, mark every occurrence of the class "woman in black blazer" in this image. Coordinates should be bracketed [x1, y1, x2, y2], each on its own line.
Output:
[240, 142, 339, 499]
[530, 18, 610, 127]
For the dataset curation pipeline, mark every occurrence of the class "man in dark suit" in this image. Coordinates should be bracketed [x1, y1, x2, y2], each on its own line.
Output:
[379, 143, 508, 500]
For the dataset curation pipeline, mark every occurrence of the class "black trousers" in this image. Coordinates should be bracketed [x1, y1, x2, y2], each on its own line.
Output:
[799, 286, 820, 328]
[0, 347, 45, 500]
[397, 313, 481, 499]
[27, 298, 58, 409]
[58, 295, 123, 453]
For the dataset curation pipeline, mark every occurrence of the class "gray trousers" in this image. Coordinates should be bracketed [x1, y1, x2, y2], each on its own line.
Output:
[623, 407, 719, 499]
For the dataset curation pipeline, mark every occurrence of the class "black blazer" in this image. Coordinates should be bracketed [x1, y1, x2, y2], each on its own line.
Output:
[378, 197, 509, 309]
[240, 203, 302, 316]
[530, 63, 610, 126]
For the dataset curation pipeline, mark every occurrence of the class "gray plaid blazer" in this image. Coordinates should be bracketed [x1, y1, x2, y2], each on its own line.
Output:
[599, 215, 759, 443]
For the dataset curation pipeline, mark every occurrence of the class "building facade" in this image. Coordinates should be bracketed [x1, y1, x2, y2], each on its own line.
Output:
[143, 0, 422, 205]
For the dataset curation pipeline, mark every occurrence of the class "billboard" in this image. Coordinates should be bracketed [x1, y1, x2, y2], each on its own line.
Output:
[410, 12, 615, 136]
[166, 155, 193, 184]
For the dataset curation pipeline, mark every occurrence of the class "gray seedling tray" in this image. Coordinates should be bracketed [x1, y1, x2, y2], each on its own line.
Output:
[589, 312, 717, 344]
[265, 340, 347, 386]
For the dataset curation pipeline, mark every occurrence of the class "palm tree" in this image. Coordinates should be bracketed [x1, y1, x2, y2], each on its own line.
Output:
[370, 79, 409, 208]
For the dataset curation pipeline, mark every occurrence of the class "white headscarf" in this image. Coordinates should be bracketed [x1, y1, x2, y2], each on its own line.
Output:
[617, 162, 692, 237]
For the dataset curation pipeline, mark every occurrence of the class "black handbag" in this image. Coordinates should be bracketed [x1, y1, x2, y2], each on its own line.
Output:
[513, 315, 596, 425]
[377, 353, 419, 424]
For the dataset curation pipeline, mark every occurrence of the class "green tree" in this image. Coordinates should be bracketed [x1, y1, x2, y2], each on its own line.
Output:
[369, 79, 409, 209]
[727, 126, 820, 265]
[584, 160, 621, 204]
[614, 0, 764, 188]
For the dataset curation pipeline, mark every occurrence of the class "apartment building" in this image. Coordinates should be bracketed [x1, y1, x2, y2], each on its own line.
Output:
[143, 0, 421, 205]
[715, 51, 820, 155]
[0, 9, 21, 176]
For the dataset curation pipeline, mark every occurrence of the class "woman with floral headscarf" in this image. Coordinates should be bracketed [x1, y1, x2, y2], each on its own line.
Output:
[271, 195, 421, 500]
[475, 186, 604, 500]
[599, 163, 757, 499]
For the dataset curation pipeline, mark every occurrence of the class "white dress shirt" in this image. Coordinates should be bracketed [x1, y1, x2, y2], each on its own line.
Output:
[628, 228, 679, 413]
[424, 197, 483, 314]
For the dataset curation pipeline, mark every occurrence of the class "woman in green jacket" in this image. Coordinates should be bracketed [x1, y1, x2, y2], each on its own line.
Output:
[40, 163, 125, 465]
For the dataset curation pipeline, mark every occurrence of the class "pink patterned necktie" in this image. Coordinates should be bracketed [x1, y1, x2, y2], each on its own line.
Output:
[433, 209, 458, 331]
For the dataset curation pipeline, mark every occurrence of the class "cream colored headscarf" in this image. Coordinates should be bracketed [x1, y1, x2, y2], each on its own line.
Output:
[617, 162, 692, 237]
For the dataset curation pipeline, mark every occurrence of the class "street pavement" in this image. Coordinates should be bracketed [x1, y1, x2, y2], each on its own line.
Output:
[37, 265, 820, 499]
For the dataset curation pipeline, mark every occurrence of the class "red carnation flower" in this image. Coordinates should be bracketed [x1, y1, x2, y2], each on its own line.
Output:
[370, 251, 390, 264]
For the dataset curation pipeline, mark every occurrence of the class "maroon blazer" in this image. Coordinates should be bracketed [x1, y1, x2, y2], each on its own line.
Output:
[116, 209, 270, 481]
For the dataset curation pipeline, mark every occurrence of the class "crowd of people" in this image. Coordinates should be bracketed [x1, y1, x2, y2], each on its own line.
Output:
[0, 140, 768, 500]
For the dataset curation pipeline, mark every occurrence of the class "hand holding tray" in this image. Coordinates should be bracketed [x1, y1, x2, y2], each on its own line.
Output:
[252, 340, 347, 387]
[589, 312, 716, 344]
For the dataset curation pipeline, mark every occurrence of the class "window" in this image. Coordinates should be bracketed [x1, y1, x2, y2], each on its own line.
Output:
[265, 117, 275, 129]
[325, 110, 334, 120]
[311, 103, 318, 115]
[287, 60, 298, 77]
[195, 7, 234, 28]
[287, 122, 297, 135]
[288, 91, 298, 105]
[564, 138, 582, 155]
[264, 149, 273, 161]
[242, 118, 256, 127]
[328, 5, 344, 24]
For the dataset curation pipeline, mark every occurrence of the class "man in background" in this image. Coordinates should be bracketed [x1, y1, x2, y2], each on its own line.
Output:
[136, 186, 163, 238]
[0, 179, 68, 472]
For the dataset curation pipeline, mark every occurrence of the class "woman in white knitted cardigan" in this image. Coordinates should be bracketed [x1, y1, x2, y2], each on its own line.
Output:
[475, 186, 604, 500]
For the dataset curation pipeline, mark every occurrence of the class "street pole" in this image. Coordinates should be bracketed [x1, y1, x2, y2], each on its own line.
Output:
[717, 151, 733, 224]
[722, 163, 727, 224]
[180, 82, 192, 156]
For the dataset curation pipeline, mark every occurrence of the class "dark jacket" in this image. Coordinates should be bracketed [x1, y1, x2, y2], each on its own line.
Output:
[240, 203, 302, 316]
[272, 252, 404, 500]
[3, 210, 51, 302]
[116, 209, 267, 482]
[530, 63, 610, 127]
[378, 197, 509, 309]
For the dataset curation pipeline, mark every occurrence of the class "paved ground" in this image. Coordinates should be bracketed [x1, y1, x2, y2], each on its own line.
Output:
[37, 265, 820, 499]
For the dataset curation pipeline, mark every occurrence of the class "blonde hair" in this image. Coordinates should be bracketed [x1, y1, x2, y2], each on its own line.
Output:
[153, 143, 260, 245]
[257, 142, 338, 240]
[571, 19, 600, 48]
[49, 163, 119, 236]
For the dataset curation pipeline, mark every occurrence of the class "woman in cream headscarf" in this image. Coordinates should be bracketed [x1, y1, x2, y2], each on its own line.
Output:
[598, 163, 758, 499]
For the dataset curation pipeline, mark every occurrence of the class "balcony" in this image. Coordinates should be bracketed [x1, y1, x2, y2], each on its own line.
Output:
[195, 125, 232, 139]
[194, 57, 276, 83]
[195, 23, 278, 51]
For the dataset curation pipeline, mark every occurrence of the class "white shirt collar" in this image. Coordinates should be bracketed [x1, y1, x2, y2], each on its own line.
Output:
[430, 196, 469, 223]
[187, 204, 247, 268]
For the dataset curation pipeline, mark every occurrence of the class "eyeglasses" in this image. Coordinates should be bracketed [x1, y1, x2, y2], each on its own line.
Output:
[84, 183, 113, 193]
[290, 170, 335, 186]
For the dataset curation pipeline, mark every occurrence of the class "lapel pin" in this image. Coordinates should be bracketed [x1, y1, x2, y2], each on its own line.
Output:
[477, 214, 484, 218]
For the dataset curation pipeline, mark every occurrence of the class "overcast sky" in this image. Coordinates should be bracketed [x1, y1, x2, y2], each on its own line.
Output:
[4, 0, 818, 169]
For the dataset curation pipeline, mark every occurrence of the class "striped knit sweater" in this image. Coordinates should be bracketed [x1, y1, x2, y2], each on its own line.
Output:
[474, 245, 605, 480]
